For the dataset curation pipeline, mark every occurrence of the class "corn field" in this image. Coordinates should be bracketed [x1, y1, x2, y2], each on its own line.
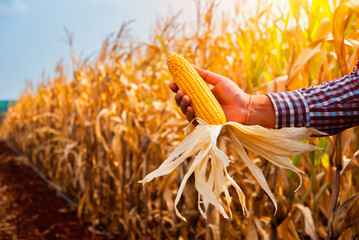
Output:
[1, 0, 359, 239]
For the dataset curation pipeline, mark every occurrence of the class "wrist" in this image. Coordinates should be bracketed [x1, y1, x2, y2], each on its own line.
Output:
[245, 95, 252, 125]
[246, 95, 275, 128]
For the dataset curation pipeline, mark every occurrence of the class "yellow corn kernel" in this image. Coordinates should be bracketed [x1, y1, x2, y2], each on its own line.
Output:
[167, 51, 226, 125]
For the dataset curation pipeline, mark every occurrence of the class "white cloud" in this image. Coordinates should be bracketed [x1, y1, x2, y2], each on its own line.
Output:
[0, 0, 28, 16]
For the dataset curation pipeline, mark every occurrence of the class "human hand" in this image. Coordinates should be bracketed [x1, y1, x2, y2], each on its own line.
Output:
[169, 67, 250, 124]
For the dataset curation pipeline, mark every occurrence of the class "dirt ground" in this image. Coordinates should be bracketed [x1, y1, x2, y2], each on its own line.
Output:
[0, 141, 106, 240]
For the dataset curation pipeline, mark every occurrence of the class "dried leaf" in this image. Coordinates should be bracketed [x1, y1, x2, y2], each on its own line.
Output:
[333, 0, 359, 75]
[295, 204, 318, 240]
[331, 193, 359, 238]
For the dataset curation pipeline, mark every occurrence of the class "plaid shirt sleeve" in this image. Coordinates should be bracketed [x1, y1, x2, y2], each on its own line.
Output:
[266, 61, 359, 136]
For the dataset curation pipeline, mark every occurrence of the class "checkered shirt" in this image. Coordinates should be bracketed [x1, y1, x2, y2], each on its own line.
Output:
[267, 62, 359, 136]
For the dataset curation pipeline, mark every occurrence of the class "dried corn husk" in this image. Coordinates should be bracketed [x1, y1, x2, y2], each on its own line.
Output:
[140, 118, 324, 221]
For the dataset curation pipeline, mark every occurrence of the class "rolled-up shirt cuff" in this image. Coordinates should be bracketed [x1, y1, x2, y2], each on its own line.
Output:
[266, 91, 309, 129]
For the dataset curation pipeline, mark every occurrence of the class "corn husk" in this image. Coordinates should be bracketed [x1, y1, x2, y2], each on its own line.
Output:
[139, 118, 324, 221]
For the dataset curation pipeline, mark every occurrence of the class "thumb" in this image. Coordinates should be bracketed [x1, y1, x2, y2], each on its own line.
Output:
[194, 66, 225, 85]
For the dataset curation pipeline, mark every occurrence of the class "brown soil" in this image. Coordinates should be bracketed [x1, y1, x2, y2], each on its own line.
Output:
[0, 141, 106, 240]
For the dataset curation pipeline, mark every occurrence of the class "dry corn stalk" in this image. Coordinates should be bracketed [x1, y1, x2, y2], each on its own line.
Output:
[139, 52, 324, 222]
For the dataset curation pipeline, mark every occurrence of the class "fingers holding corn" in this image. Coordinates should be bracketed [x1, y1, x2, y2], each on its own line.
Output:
[169, 65, 249, 124]
[169, 83, 196, 123]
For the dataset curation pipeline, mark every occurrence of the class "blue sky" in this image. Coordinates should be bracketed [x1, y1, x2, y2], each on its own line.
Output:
[0, 0, 274, 100]
[0, 0, 205, 100]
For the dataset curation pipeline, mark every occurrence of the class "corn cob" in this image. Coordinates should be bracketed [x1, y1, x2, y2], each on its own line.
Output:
[167, 51, 226, 125]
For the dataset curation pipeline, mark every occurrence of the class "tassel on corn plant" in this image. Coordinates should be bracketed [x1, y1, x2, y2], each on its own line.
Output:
[139, 51, 324, 222]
